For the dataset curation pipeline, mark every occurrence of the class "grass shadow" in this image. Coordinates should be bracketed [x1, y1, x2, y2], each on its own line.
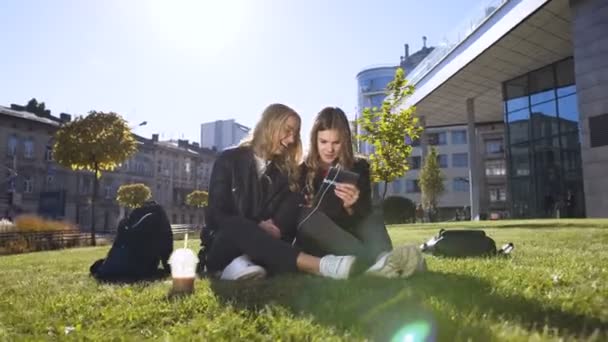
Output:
[209, 271, 607, 341]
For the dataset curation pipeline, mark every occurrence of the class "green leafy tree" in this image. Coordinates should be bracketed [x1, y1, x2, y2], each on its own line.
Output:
[53, 111, 138, 245]
[356, 67, 423, 200]
[186, 190, 209, 208]
[419, 147, 445, 221]
[116, 183, 152, 209]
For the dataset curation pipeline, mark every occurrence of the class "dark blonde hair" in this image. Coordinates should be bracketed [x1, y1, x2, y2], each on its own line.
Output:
[241, 103, 302, 191]
[304, 107, 355, 195]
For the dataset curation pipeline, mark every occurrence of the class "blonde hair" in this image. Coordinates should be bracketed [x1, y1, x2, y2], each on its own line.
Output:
[304, 107, 355, 196]
[241, 103, 302, 191]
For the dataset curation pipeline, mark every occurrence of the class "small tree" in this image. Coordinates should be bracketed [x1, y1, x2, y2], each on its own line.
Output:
[53, 111, 138, 245]
[419, 147, 445, 221]
[116, 183, 152, 209]
[186, 190, 209, 208]
[356, 67, 423, 200]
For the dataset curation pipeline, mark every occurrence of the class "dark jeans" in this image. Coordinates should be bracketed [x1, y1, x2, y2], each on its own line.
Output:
[295, 208, 393, 268]
[205, 193, 302, 275]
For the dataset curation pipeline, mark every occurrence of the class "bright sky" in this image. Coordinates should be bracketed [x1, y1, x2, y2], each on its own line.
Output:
[1, 0, 481, 147]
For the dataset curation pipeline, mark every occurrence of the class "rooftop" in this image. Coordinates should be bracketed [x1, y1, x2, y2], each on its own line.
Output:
[0, 105, 61, 126]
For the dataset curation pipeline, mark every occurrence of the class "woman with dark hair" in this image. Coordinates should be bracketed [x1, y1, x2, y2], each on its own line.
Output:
[297, 107, 426, 278]
[200, 104, 359, 280]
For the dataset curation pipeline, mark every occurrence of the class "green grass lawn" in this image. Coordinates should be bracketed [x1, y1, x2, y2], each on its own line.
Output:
[1, 219, 607, 341]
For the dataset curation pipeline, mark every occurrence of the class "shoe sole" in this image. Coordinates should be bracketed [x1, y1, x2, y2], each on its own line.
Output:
[368, 245, 423, 278]
[221, 265, 267, 281]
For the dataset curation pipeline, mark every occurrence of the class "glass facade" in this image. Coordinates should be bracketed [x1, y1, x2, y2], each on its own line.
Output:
[503, 57, 584, 218]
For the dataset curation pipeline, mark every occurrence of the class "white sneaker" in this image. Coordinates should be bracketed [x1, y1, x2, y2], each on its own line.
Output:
[366, 245, 426, 278]
[220, 255, 267, 280]
[319, 255, 356, 279]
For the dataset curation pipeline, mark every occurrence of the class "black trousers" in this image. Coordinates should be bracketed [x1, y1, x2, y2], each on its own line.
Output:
[295, 208, 393, 268]
[206, 193, 302, 275]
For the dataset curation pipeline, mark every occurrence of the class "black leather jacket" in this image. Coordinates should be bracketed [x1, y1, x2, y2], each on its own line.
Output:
[204, 146, 292, 234]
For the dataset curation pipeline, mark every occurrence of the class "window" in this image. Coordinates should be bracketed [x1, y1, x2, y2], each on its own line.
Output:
[409, 156, 421, 169]
[406, 179, 420, 193]
[45, 175, 54, 189]
[405, 136, 420, 147]
[452, 153, 468, 167]
[589, 113, 608, 148]
[24, 176, 34, 193]
[392, 180, 403, 193]
[79, 177, 91, 195]
[556, 58, 575, 93]
[24, 139, 34, 159]
[428, 132, 447, 145]
[45, 146, 53, 161]
[8, 135, 18, 156]
[529, 65, 555, 104]
[451, 130, 467, 144]
[489, 187, 507, 202]
[437, 154, 448, 168]
[558, 94, 579, 131]
[104, 185, 112, 199]
[453, 178, 469, 192]
[485, 139, 504, 154]
[485, 160, 506, 176]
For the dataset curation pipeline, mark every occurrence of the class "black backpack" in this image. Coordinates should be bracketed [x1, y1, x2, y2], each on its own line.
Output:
[90, 201, 173, 282]
[421, 229, 514, 258]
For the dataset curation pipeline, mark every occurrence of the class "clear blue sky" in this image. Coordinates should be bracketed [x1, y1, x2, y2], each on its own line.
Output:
[1, 0, 481, 146]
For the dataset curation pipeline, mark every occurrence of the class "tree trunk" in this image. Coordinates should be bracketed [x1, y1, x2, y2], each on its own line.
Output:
[91, 164, 98, 246]
[382, 180, 388, 200]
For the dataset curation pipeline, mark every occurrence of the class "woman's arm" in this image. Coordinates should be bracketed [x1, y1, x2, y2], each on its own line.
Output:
[205, 154, 238, 230]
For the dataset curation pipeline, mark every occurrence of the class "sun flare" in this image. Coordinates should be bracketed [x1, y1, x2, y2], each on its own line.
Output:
[146, 0, 249, 55]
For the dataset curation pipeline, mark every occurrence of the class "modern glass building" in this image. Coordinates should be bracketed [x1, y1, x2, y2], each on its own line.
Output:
[356, 66, 397, 155]
[504, 57, 584, 217]
[397, 0, 608, 218]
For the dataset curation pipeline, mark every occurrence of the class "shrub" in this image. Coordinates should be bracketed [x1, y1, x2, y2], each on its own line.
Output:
[383, 196, 416, 224]
[14, 215, 76, 232]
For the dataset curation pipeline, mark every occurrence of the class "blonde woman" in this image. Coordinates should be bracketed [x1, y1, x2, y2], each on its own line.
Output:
[297, 107, 426, 278]
[200, 104, 358, 280]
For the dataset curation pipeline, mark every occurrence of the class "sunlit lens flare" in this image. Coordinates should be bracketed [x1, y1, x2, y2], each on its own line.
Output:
[391, 320, 435, 342]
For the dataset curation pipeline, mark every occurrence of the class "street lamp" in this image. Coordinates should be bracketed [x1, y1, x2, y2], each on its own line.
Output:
[130, 121, 147, 130]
